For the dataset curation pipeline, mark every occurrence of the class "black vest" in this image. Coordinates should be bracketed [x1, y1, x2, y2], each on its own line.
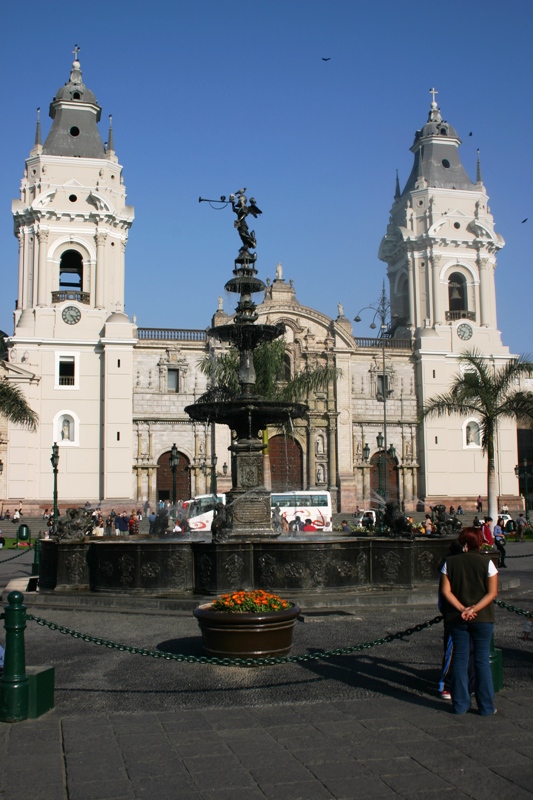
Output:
[444, 552, 495, 624]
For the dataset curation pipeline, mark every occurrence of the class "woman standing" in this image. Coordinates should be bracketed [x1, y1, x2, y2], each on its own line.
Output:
[440, 529, 498, 715]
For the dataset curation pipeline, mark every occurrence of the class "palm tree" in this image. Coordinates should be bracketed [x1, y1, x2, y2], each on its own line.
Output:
[0, 379, 38, 430]
[199, 338, 340, 404]
[419, 351, 533, 522]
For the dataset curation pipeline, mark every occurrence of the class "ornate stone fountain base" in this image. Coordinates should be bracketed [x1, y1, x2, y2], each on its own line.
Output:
[38, 537, 458, 596]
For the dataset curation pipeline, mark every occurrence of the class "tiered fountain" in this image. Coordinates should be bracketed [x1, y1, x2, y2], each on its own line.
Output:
[185, 191, 306, 541]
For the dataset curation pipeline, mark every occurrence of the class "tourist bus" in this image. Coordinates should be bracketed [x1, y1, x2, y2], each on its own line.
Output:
[185, 490, 332, 532]
[270, 491, 332, 531]
[182, 494, 225, 531]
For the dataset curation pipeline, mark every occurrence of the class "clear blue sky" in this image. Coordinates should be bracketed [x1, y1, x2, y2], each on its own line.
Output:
[1, 1, 531, 355]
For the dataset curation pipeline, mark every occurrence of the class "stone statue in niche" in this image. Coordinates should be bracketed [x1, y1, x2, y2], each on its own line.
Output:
[316, 436, 324, 455]
[61, 417, 71, 440]
[316, 464, 325, 484]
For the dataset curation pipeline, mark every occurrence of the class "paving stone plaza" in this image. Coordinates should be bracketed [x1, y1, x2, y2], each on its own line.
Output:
[1, 540, 532, 800]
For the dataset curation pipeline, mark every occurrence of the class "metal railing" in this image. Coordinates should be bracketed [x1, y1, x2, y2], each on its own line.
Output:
[137, 328, 207, 342]
[445, 310, 476, 321]
[51, 291, 90, 305]
[354, 337, 413, 350]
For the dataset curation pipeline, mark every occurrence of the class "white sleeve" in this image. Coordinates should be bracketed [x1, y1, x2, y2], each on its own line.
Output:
[488, 560, 498, 576]
[441, 563, 447, 575]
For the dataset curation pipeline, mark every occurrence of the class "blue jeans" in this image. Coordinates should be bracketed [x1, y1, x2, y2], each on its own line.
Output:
[449, 622, 495, 715]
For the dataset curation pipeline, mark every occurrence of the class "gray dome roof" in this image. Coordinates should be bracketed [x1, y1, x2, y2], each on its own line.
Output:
[52, 60, 98, 106]
[413, 103, 460, 144]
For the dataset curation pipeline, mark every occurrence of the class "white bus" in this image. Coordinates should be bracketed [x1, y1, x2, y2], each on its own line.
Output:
[182, 494, 225, 531]
[270, 491, 332, 531]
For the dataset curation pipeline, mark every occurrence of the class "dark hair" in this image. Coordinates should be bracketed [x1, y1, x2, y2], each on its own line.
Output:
[459, 528, 483, 551]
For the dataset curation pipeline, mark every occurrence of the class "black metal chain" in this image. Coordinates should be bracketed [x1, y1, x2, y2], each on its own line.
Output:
[0, 544, 35, 563]
[25, 613, 444, 667]
[504, 552, 533, 559]
[494, 599, 533, 617]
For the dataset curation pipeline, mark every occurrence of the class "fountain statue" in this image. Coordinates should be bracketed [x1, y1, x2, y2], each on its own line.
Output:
[186, 191, 307, 539]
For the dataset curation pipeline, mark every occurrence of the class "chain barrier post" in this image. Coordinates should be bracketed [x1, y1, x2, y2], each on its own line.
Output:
[32, 538, 41, 576]
[0, 591, 29, 722]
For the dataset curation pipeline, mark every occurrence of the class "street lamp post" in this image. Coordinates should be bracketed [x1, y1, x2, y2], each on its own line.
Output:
[514, 458, 530, 522]
[169, 444, 180, 507]
[50, 443, 59, 525]
[355, 283, 396, 520]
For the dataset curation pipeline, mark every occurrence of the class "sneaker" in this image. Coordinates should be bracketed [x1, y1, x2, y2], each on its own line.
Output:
[440, 690, 452, 700]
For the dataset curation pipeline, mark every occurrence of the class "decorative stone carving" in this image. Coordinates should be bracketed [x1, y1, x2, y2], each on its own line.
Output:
[418, 550, 434, 579]
[65, 553, 86, 584]
[258, 554, 277, 588]
[379, 551, 402, 584]
[141, 562, 161, 579]
[224, 554, 244, 585]
[168, 554, 187, 587]
[310, 555, 328, 586]
[118, 554, 135, 586]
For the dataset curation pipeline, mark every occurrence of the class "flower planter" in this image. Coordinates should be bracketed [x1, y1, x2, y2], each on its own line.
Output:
[193, 602, 300, 659]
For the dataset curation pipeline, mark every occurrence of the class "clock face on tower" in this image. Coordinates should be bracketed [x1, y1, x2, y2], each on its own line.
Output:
[62, 305, 81, 325]
[457, 323, 473, 341]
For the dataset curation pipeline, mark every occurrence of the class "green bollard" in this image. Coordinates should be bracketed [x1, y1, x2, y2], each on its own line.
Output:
[489, 633, 503, 693]
[32, 538, 41, 576]
[0, 591, 29, 722]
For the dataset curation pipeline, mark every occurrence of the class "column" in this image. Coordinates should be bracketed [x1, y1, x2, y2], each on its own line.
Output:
[328, 418, 337, 490]
[36, 229, 49, 306]
[431, 254, 442, 324]
[478, 254, 491, 327]
[308, 424, 316, 489]
[407, 257, 415, 327]
[17, 231, 24, 310]
[136, 467, 142, 502]
[95, 232, 107, 308]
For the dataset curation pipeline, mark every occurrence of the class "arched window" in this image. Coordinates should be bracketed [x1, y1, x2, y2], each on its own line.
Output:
[59, 250, 83, 291]
[448, 272, 467, 314]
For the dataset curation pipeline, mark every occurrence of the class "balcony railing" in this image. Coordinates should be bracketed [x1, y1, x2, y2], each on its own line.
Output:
[355, 337, 413, 350]
[445, 310, 476, 321]
[137, 328, 207, 342]
[52, 291, 90, 305]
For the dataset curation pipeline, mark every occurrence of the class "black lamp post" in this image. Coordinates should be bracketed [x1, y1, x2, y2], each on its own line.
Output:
[210, 454, 218, 496]
[514, 458, 530, 522]
[169, 444, 180, 507]
[355, 283, 396, 509]
[50, 443, 59, 525]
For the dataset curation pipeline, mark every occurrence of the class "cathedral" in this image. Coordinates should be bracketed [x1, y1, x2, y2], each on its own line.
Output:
[0, 57, 520, 513]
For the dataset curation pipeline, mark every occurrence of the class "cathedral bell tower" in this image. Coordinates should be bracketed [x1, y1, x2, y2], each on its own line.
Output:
[7, 50, 136, 505]
[378, 90, 517, 507]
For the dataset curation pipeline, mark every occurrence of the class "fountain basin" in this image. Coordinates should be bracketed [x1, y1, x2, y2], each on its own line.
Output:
[38, 536, 454, 595]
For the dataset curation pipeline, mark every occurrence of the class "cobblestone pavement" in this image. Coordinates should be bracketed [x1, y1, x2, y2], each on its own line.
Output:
[0, 542, 532, 799]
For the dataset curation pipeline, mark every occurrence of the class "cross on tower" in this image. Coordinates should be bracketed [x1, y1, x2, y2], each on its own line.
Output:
[72, 44, 80, 61]
[429, 87, 438, 105]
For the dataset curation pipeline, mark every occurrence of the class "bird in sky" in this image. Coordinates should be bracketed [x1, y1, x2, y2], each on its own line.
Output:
[468, 132, 473, 136]
[322, 57, 331, 61]
[522, 218, 528, 223]
[235, 187, 246, 195]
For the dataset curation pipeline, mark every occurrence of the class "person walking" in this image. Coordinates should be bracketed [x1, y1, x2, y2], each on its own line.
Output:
[476, 495, 483, 513]
[515, 513, 527, 542]
[493, 518, 507, 568]
[440, 529, 498, 716]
